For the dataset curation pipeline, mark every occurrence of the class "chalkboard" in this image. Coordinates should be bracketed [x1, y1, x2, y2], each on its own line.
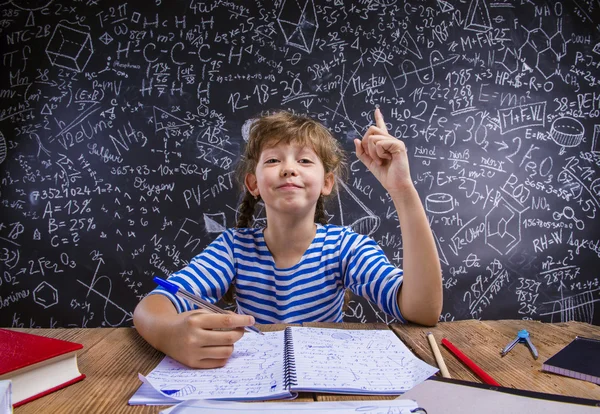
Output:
[0, 0, 599, 328]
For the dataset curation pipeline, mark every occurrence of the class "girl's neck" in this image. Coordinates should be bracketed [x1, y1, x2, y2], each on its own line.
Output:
[263, 214, 317, 261]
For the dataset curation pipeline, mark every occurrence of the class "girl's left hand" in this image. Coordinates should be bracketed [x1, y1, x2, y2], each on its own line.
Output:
[354, 108, 413, 197]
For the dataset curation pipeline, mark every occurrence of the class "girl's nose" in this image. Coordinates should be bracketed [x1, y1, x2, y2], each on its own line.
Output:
[281, 167, 297, 177]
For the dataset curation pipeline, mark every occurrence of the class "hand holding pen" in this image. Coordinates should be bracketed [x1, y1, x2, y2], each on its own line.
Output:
[148, 277, 261, 369]
[154, 277, 263, 335]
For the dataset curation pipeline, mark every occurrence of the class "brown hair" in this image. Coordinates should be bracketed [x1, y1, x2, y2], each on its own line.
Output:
[222, 110, 347, 305]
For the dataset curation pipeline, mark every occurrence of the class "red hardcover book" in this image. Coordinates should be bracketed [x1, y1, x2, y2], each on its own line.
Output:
[0, 329, 86, 407]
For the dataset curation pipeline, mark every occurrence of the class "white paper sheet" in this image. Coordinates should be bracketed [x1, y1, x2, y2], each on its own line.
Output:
[160, 399, 423, 413]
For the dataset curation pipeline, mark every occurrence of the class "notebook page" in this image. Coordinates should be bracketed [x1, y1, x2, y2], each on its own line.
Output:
[289, 327, 438, 394]
[128, 382, 180, 405]
[141, 330, 291, 401]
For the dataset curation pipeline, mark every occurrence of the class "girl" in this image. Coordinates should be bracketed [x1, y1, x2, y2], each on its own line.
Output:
[133, 108, 442, 369]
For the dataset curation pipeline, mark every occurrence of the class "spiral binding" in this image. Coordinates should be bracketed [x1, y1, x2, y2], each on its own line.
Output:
[283, 327, 298, 389]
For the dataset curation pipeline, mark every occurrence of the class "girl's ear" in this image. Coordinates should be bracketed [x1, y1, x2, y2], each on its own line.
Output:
[245, 173, 259, 197]
[321, 172, 335, 196]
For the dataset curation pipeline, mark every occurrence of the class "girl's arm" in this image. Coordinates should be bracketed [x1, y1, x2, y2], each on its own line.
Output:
[390, 184, 442, 326]
[354, 108, 442, 326]
[133, 294, 255, 368]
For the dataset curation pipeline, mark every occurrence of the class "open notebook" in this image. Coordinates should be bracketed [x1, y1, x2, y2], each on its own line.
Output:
[134, 327, 438, 403]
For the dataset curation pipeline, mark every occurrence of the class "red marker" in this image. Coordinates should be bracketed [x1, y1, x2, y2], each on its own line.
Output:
[441, 338, 500, 386]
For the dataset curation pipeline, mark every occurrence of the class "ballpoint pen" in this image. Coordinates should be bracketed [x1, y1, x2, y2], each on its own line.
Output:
[153, 276, 263, 335]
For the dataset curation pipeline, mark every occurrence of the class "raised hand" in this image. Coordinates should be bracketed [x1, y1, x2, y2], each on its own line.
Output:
[354, 108, 413, 197]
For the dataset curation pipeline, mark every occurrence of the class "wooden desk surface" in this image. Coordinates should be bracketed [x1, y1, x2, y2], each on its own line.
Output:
[11, 320, 600, 413]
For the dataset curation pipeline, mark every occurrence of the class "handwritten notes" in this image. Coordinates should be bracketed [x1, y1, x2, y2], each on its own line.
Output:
[142, 330, 289, 401]
[139, 327, 437, 402]
[289, 327, 438, 393]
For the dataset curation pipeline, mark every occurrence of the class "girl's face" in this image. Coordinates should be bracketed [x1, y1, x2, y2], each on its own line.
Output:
[245, 142, 334, 218]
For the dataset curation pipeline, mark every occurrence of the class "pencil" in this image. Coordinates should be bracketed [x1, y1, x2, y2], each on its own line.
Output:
[441, 338, 500, 386]
[427, 332, 451, 378]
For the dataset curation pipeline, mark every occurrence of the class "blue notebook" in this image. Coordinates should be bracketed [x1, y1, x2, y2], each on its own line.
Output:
[542, 336, 600, 385]
[135, 327, 438, 403]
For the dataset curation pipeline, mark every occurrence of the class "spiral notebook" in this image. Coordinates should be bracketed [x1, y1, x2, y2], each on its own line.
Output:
[135, 327, 438, 403]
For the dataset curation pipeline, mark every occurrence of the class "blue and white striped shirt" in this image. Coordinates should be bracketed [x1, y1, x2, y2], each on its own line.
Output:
[150, 224, 405, 324]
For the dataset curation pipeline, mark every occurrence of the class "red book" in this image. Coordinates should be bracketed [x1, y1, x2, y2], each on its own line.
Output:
[0, 329, 85, 407]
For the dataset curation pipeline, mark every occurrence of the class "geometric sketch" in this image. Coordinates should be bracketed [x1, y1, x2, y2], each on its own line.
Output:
[99, 32, 114, 45]
[541, 288, 600, 324]
[464, 0, 491, 32]
[436, 0, 454, 13]
[45, 23, 93, 72]
[33, 281, 59, 308]
[203, 212, 227, 233]
[25, 11, 35, 27]
[277, 0, 318, 53]
[550, 117, 584, 155]
[398, 32, 422, 59]
[385, 356, 408, 368]
[153, 107, 191, 132]
[336, 181, 380, 236]
[367, 340, 392, 350]
[594, 42, 600, 55]
[485, 193, 523, 255]
[0, 131, 6, 164]
[425, 193, 454, 214]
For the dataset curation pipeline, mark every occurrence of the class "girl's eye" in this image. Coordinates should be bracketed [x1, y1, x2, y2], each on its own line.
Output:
[299, 159, 313, 164]
[265, 159, 279, 164]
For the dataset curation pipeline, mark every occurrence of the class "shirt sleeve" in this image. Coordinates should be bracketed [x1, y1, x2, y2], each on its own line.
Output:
[148, 229, 236, 313]
[339, 227, 406, 323]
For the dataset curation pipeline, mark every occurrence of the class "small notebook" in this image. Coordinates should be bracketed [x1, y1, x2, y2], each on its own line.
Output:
[138, 327, 437, 403]
[542, 336, 600, 385]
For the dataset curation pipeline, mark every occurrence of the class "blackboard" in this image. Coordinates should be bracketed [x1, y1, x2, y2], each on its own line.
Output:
[0, 0, 599, 328]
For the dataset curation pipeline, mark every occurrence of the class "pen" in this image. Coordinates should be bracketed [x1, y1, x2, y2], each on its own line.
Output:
[153, 276, 263, 335]
[427, 332, 451, 378]
[441, 338, 500, 386]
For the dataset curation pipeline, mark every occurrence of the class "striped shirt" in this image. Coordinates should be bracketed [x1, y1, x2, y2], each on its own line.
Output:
[150, 224, 405, 324]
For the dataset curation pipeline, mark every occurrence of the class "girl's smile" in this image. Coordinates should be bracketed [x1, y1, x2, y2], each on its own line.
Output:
[277, 182, 303, 189]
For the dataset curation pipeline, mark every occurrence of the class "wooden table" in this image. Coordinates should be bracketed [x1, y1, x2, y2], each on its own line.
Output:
[11, 320, 600, 413]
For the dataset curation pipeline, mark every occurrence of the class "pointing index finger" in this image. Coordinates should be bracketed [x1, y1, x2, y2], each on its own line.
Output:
[375, 107, 388, 134]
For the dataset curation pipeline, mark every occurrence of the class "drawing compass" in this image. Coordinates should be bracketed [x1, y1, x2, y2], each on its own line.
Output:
[501, 329, 538, 359]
